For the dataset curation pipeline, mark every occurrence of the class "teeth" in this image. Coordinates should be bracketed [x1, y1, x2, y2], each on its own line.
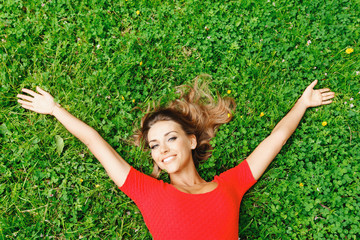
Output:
[163, 156, 174, 163]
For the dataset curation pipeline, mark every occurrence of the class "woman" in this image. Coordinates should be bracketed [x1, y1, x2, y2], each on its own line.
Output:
[17, 79, 334, 239]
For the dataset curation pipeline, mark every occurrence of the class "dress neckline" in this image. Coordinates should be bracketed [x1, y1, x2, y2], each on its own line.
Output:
[167, 179, 219, 196]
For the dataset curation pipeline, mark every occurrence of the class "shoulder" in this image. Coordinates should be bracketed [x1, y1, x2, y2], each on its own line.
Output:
[119, 167, 165, 201]
[215, 160, 257, 192]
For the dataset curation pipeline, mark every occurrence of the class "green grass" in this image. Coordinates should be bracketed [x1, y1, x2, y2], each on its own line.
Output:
[1, 0, 359, 239]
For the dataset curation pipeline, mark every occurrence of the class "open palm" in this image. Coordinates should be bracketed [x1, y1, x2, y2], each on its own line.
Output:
[17, 87, 57, 115]
[300, 80, 335, 108]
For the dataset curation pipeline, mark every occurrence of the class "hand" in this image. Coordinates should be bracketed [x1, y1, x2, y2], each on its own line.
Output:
[17, 86, 58, 115]
[299, 80, 335, 108]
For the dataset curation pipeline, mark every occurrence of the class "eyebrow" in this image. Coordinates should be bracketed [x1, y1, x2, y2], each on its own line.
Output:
[149, 131, 178, 143]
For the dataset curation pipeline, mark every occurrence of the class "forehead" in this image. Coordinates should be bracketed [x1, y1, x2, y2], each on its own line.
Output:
[148, 121, 183, 139]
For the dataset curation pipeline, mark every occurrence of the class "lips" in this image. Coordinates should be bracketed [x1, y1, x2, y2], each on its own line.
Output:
[162, 155, 176, 163]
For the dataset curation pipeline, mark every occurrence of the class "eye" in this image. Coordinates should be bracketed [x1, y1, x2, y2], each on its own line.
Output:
[169, 137, 177, 141]
[150, 144, 158, 150]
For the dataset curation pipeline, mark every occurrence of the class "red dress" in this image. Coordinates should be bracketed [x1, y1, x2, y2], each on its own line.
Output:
[119, 160, 256, 240]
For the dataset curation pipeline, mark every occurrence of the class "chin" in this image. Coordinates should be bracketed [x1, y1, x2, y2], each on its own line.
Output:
[162, 165, 181, 175]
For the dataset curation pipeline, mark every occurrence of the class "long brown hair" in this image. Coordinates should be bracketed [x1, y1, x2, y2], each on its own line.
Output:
[133, 74, 236, 177]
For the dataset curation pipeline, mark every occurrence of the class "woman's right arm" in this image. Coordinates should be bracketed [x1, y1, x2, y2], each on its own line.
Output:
[17, 87, 131, 187]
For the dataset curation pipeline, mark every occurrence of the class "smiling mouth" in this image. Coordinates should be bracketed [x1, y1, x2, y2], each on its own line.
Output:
[163, 156, 176, 163]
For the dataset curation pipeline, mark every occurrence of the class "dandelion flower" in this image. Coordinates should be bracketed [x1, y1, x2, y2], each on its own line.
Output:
[132, 99, 135, 103]
[95, 184, 100, 188]
[322, 121, 327, 126]
[80, 179, 83, 183]
[136, 10, 140, 15]
[140, 61, 143, 66]
[299, 183, 304, 187]
[260, 112, 265, 117]
[346, 48, 354, 54]
[121, 96, 125, 100]
[227, 113, 231, 118]
[227, 90, 231, 94]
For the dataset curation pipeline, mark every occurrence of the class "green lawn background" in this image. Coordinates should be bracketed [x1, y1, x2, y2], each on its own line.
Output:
[1, 0, 359, 239]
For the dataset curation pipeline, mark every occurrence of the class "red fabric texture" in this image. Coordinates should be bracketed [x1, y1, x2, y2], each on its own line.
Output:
[119, 160, 256, 240]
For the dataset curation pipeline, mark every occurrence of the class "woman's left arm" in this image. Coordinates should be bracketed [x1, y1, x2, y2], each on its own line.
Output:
[247, 80, 335, 180]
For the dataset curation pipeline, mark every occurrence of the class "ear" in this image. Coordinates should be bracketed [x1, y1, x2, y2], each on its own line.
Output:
[189, 134, 197, 149]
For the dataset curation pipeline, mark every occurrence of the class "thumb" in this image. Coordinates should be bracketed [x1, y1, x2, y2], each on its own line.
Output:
[36, 86, 48, 95]
[307, 80, 318, 90]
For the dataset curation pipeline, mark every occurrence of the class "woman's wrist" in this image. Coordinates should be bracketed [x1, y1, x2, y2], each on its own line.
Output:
[297, 96, 310, 110]
[51, 103, 61, 116]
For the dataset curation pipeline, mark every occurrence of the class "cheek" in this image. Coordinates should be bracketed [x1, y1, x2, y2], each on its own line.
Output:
[151, 151, 159, 162]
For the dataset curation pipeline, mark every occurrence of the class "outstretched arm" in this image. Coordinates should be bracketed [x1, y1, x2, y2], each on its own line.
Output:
[247, 80, 335, 180]
[17, 87, 131, 187]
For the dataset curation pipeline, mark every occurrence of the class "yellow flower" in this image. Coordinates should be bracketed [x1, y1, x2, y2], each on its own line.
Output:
[132, 99, 135, 103]
[345, 48, 354, 54]
[95, 184, 100, 188]
[227, 113, 231, 118]
[136, 10, 140, 15]
[80, 179, 83, 183]
[299, 183, 304, 187]
[322, 121, 327, 126]
[121, 96, 125, 100]
[227, 90, 231, 94]
[140, 61, 143, 66]
[260, 112, 265, 117]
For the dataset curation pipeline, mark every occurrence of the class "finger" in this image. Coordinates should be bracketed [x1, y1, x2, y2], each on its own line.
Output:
[17, 94, 33, 102]
[36, 86, 48, 95]
[21, 104, 35, 111]
[308, 80, 318, 89]
[319, 88, 331, 93]
[18, 99, 32, 105]
[322, 95, 334, 101]
[322, 92, 335, 99]
[322, 100, 333, 105]
[22, 88, 38, 97]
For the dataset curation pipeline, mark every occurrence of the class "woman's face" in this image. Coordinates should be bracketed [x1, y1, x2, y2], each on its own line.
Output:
[147, 120, 196, 174]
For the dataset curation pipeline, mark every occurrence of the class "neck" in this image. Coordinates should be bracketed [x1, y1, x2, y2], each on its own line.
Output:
[169, 163, 205, 187]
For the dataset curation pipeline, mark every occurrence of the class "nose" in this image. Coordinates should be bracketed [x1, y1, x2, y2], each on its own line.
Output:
[160, 143, 169, 154]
